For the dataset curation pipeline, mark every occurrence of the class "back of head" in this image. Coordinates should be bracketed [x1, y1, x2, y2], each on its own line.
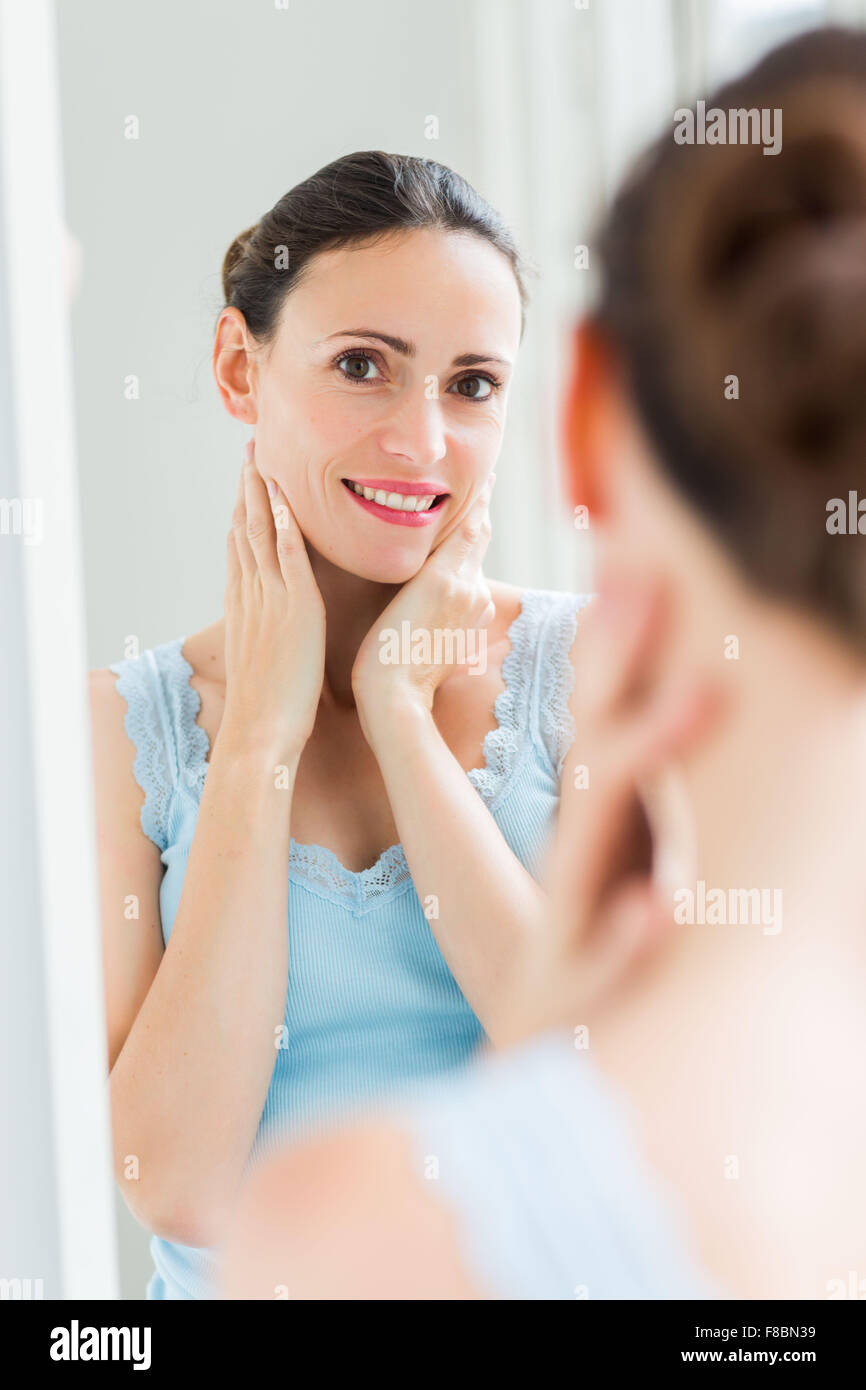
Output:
[592, 27, 866, 651]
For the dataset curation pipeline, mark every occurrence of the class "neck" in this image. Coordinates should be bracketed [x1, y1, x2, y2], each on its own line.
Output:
[306, 542, 402, 706]
[587, 566, 866, 1297]
[663, 557, 866, 970]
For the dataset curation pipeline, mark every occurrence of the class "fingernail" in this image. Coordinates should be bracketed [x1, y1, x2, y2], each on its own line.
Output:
[266, 477, 276, 498]
[244, 439, 254, 464]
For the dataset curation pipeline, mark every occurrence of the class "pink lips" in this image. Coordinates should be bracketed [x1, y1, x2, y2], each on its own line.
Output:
[340, 477, 449, 528]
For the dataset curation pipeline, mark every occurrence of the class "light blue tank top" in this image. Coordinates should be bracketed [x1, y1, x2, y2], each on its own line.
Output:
[394, 1028, 727, 1299]
[109, 588, 591, 1299]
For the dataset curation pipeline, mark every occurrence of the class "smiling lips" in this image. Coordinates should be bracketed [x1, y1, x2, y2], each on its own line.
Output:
[341, 476, 449, 527]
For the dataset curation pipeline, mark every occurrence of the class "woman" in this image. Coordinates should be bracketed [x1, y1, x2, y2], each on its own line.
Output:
[90, 152, 598, 1299]
[219, 29, 866, 1300]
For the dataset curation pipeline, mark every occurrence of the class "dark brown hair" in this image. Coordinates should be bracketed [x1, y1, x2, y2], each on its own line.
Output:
[592, 27, 866, 647]
[220, 150, 528, 346]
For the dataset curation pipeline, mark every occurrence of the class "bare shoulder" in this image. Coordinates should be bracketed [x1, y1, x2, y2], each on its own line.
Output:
[89, 617, 224, 802]
[88, 667, 143, 816]
[179, 617, 226, 687]
[219, 1121, 487, 1300]
[487, 579, 524, 643]
[88, 667, 139, 789]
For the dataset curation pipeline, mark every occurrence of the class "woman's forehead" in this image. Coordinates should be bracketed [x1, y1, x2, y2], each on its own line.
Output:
[280, 229, 522, 351]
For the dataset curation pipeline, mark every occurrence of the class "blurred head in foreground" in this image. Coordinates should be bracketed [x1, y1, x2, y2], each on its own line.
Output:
[531, 25, 866, 1294]
[546, 22, 866, 968]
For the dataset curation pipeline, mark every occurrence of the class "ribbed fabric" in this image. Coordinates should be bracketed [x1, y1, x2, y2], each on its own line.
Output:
[394, 1028, 727, 1300]
[108, 588, 592, 1299]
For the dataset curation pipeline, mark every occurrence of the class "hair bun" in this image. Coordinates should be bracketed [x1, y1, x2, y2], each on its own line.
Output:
[593, 28, 866, 648]
[221, 223, 258, 302]
[673, 83, 866, 493]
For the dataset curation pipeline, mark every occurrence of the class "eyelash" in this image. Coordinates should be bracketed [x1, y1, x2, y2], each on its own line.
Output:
[331, 349, 503, 400]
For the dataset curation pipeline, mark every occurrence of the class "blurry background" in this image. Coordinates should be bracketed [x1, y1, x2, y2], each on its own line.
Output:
[54, 0, 862, 1296]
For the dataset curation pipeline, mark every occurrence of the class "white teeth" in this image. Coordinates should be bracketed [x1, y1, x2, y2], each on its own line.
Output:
[346, 480, 439, 513]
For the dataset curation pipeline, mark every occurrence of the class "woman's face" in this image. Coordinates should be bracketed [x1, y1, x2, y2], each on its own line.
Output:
[246, 227, 523, 583]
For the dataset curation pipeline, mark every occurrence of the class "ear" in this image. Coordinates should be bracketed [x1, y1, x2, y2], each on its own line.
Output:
[213, 306, 259, 424]
[561, 319, 619, 522]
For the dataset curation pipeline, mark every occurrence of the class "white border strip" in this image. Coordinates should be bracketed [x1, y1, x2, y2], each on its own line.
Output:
[0, 0, 118, 1299]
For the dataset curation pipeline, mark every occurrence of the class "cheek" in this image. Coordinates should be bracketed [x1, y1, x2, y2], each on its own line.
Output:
[296, 391, 374, 474]
[452, 415, 504, 480]
[256, 390, 329, 482]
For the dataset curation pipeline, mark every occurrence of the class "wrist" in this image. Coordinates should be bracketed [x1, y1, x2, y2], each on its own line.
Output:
[356, 684, 434, 753]
[215, 712, 306, 770]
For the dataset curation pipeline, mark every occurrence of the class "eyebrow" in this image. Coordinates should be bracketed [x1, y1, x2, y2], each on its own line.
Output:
[322, 329, 512, 369]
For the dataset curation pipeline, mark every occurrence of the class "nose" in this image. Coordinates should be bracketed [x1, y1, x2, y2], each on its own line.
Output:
[376, 389, 447, 470]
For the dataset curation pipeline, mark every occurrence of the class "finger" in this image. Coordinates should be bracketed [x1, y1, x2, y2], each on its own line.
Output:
[225, 523, 241, 599]
[269, 482, 313, 590]
[574, 575, 667, 723]
[478, 597, 496, 628]
[232, 444, 256, 578]
[460, 477, 494, 577]
[612, 669, 721, 786]
[550, 586, 648, 927]
[432, 475, 494, 574]
[566, 877, 668, 1003]
[555, 574, 668, 914]
[552, 667, 721, 959]
[243, 440, 281, 583]
[550, 747, 639, 943]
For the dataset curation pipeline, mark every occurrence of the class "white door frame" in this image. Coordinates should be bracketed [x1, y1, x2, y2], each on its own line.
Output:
[0, 0, 118, 1300]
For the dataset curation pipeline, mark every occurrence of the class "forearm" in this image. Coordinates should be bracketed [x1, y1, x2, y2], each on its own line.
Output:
[110, 728, 297, 1246]
[365, 697, 547, 1044]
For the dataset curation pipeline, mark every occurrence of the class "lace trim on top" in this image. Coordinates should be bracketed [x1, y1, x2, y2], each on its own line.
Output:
[109, 646, 176, 854]
[538, 591, 593, 777]
[467, 588, 558, 801]
[110, 590, 586, 903]
[289, 839, 412, 906]
[164, 642, 211, 799]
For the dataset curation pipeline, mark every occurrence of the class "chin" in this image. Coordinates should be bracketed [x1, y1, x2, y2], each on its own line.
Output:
[304, 531, 427, 586]
[345, 551, 427, 585]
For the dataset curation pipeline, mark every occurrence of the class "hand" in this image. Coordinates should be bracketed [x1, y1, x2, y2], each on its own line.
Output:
[351, 475, 497, 741]
[495, 572, 724, 1046]
[220, 439, 326, 758]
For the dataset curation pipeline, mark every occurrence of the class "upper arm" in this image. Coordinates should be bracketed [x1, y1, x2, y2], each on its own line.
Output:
[89, 669, 165, 1073]
[218, 1122, 488, 1301]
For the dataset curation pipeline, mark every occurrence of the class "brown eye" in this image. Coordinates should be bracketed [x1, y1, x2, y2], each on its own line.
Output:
[337, 352, 380, 382]
[452, 375, 494, 400]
